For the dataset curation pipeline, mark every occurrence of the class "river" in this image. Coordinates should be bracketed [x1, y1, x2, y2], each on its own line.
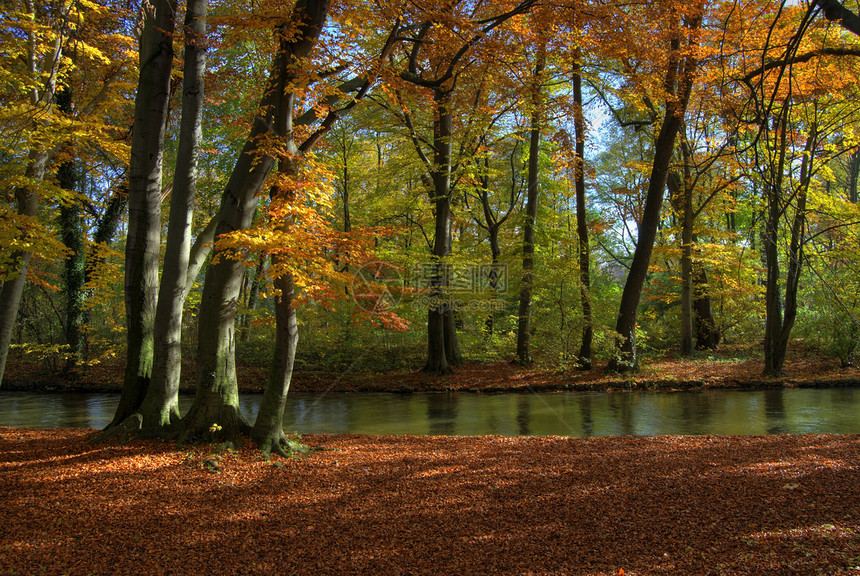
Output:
[0, 387, 857, 436]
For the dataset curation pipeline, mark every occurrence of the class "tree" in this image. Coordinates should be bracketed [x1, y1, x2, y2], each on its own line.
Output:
[110, 0, 178, 426]
[137, 0, 209, 431]
[0, 0, 134, 385]
[388, 0, 536, 374]
[515, 41, 546, 365]
[608, 2, 703, 372]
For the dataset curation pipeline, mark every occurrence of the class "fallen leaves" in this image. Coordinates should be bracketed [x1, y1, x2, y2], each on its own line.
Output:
[1, 428, 858, 575]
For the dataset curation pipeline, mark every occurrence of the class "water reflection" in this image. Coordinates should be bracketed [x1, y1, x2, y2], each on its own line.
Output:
[764, 389, 787, 434]
[0, 388, 857, 436]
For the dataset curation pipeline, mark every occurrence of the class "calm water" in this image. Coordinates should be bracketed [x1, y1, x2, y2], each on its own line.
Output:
[0, 388, 857, 436]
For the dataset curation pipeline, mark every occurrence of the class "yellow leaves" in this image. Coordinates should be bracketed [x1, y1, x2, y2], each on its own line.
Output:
[0, 208, 70, 284]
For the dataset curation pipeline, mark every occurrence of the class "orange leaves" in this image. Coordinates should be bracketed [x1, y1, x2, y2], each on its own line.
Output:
[2, 428, 858, 576]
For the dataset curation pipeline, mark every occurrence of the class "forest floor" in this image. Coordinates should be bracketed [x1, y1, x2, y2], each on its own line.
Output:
[1, 427, 858, 575]
[3, 345, 859, 394]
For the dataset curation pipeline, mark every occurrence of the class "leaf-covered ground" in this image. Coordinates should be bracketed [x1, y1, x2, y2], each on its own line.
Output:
[1, 428, 858, 575]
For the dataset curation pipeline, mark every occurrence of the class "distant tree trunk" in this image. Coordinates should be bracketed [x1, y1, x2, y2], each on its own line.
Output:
[240, 256, 266, 341]
[847, 149, 859, 203]
[90, 189, 128, 260]
[82, 187, 128, 361]
[139, 0, 208, 432]
[572, 50, 592, 369]
[341, 153, 352, 234]
[425, 89, 461, 375]
[692, 264, 719, 349]
[515, 48, 545, 366]
[608, 10, 700, 372]
[471, 154, 515, 336]
[668, 139, 720, 354]
[56, 85, 85, 371]
[110, 0, 177, 427]
[762, 133, 786, 376]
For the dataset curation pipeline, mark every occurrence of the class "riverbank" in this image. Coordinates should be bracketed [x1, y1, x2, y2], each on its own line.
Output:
[1, 428, 858, 575]
[3, 348, 859, 394]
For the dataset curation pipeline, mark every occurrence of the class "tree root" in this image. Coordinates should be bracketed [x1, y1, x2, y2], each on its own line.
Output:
[88, 413, 143, 445]
[257, 431, 313, 459]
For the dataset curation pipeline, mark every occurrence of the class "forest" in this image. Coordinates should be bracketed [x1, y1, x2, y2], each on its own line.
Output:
[2, 0, 860, 454]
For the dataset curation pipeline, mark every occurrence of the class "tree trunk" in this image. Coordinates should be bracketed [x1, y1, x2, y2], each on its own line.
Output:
[608, 11, 700, 372]
[240, 256, 266, 341]
[111, 0, 177, 427]
[572, 50, 592, 369]
[765, 131, 813, 376]
[678, 146, 695, 357]
[180, 79, 279, 443]
[0, 183, 41, 386]
[762, 113, 789, 376]
[515, 49, 545, 366]
[692, 264, 719, 350]
[424, 89, 460, 374]
[484, 221, 502, 335]
[848, 149, 859, 203]
[252, 268, 297, 455]
[140, 0, 208, 432]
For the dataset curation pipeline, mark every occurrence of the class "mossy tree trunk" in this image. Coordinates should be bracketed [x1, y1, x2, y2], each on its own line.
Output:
[182, 0, 333, 444]
[110, 0, 177, 427]
[139, 0, 208, 432]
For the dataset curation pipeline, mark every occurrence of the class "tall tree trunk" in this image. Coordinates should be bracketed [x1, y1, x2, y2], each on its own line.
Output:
[0, 179, 42, 386]
[762, 111, 789, 376]
[515, 49, 545, 366]
[139, 0, 208, 432]
[56, 86, 85, 370]
[424, 89, 460, 374]
[764, 129, 814, 376]
[110, 0, 177, 427]
[608, 11, 700, 372]
[678, 141, 695, 356]
[180, 55, 282, 443]
[572, 49, 592, 369]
